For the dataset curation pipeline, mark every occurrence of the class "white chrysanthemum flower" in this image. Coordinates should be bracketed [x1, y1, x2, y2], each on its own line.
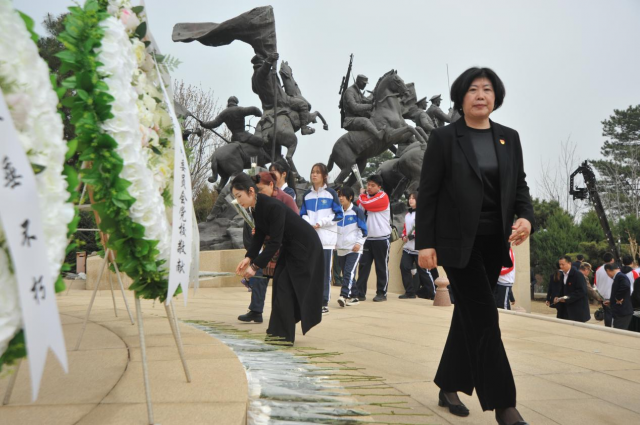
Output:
[96, 15, 171, 266]
[0, 2, 74, 357]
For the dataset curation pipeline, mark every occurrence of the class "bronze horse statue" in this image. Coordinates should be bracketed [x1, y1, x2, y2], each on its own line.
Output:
[208, 61, 327, 191]
[327, 70, 425, 187]
[378, 141, 425, 202]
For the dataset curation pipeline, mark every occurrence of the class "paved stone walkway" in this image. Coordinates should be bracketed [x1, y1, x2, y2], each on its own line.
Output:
[2, 285, 640, 424]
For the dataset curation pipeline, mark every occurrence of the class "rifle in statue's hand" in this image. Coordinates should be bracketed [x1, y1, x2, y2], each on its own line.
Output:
[338, 53, 354, 129]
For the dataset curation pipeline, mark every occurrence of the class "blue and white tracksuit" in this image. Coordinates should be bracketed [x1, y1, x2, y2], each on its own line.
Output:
[337, 204, 367, 299]
[301, 185, 343, 306]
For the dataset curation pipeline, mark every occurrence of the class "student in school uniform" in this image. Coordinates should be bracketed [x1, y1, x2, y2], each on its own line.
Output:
[335, 186, 367, 307]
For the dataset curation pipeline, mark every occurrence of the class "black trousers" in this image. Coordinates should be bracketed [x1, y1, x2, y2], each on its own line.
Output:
[435, 234, 516, 411]
[493, 285, 513, 310]
[400, 251, 435, 298]
[603, 303, 613, 327]
[266, 266, 300, 344]
[613, 314, 632, 330]
[356, 238, 390, 297]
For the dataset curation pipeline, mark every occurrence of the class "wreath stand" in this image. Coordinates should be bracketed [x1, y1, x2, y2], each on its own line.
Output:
[3, 180, 192, 425]
[73, 184, 192, 425]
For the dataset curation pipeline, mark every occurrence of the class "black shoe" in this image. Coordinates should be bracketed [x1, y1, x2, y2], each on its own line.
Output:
[495, 409, 528, 425]
[358, 296, 366, 301]
[399, 293, 416, 299]
[438, 390, 469, 417]
[238, 311, 263, 323]
[373, 295, 387, 302]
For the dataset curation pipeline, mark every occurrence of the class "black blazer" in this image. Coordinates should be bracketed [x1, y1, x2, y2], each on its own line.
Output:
[610, 272, 633, 318]
[415, 119, 535, 268]
[562, 267, 591, 323]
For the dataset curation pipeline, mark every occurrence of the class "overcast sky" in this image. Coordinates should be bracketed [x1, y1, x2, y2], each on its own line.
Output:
[16, 0, 640, 198]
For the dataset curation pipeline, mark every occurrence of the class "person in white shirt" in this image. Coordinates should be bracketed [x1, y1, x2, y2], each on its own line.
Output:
[300, 163, 343, 315]
[594, 253, 615, 327]
[494, 248, 516, 310]
[399, 193, 435, 299]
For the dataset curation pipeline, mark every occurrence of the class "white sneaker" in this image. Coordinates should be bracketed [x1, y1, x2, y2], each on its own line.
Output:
[337, 296, 346, 307]
[322, 306, 329, 314]
[346, 298, 360, 306]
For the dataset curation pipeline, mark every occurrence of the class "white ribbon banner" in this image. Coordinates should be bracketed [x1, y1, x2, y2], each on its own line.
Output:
[154, 60, 194, 306]
[0, 92, 68, 400]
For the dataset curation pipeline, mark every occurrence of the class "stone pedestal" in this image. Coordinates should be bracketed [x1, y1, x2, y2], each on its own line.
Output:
[433, 277, 452, 307]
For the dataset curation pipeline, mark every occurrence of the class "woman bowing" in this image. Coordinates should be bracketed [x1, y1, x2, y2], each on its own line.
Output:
[233, 173, 324, 344]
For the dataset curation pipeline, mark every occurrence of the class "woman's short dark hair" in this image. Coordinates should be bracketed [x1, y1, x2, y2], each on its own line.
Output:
[311, 163, 329, 185]
[367, 174, 383, 187]
[450, 67, 506, 116]
[406, 191, 418, 208]
[231, 173, 257, 193]
[338, 186, 355, 202]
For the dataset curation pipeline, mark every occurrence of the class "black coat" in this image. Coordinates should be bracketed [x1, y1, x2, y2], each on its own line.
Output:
[561, 267, 591, 323]
[246, 194, 324, 334]
[415, 119, 535, 268]
[610, 272, 633, 318]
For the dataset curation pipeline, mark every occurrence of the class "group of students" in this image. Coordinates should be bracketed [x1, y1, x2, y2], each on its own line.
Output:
[235, 161, 442, 334]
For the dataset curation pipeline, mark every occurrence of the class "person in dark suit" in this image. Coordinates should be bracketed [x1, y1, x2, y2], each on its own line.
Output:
[545, 263, 566, 319]
[604, 263, 634, 330]
[554, 256, 591, 323]
[416, 67, 534, 425]
[232, 173, 324, 344]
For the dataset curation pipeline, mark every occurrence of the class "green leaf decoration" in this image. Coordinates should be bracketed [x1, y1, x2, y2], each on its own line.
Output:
[134, 22, 147, 40]
[132, 6, 144, 14]
[55, 0, 170, 302]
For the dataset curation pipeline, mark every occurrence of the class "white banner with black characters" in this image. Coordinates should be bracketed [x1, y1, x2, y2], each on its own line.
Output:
[0, 92, 68, 400]
[154, 60, 194, 306]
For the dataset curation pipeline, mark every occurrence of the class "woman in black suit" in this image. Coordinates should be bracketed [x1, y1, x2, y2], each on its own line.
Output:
[233, 173, 324, 344]
[416, 68, 535, 425]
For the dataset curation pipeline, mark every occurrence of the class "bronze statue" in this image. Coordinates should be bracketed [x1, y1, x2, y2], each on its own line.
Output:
[280, 61, 328, 135]
[173, 7, 327, 188]
[201, 96, 264, 147]
[328, 70, 425, 187]
[408, 97, 435, 137]
[378, 141, 425, 202]
[426, 94, 452, 127]
[341, 74, 384, 141]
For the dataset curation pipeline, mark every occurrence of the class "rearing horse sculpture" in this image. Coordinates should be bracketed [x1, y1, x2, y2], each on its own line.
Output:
[327, 70, 424, 186]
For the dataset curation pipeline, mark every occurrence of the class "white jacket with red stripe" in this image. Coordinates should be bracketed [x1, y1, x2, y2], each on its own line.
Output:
[497, 249, 515, 286]
[357, 190, 391, 239]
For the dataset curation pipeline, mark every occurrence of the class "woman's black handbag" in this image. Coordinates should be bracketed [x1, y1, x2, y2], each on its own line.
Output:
[594, 307, 604, 322]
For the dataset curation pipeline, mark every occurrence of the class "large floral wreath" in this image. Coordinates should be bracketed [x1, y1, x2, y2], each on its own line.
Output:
[0, 3, 77, 371]
[57, 0, 178, 301]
